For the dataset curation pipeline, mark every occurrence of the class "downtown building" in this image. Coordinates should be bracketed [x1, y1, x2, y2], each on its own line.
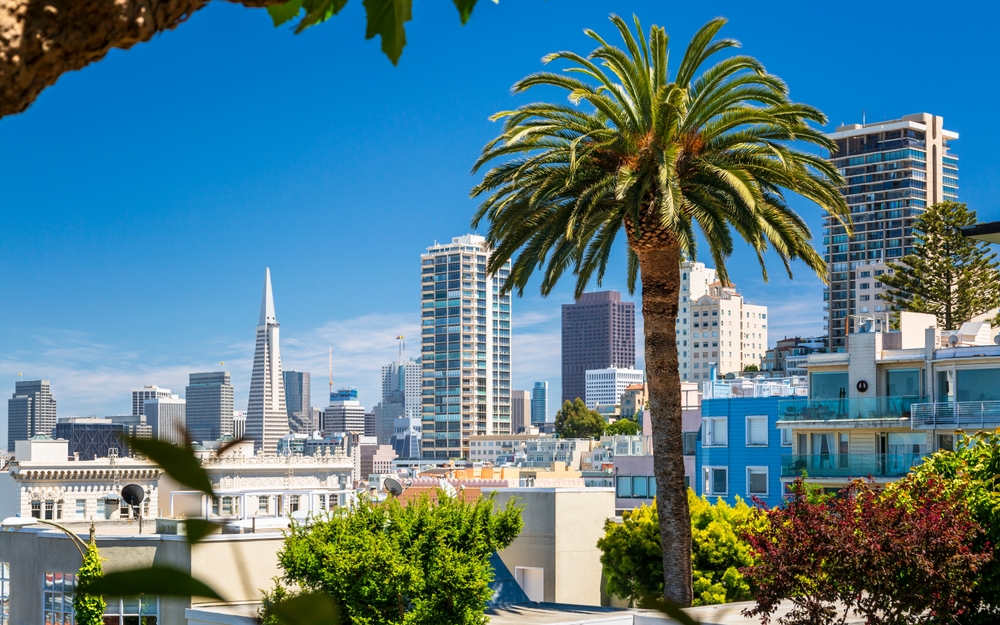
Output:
[685, 282, 768, 379]
[130, 385, 172, 417]
[7, 380, 57, 452]
[185, 372, 234, 443]
[561, 291, 636, 403]
[677, 260, 719, 380]
[420, 234, 511, 460]
[283, 370, 312, 434]
[824, 113, 959, 352]
[246, 268, 289, 454]
[379, 353, 422, 448]
[531, 381, 548, 424]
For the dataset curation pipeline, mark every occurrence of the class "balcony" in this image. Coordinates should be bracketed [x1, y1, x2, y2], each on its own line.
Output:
[778, 396, 925, 423]
[910, 401, 1000, 430]
[780, 453, 928, 479]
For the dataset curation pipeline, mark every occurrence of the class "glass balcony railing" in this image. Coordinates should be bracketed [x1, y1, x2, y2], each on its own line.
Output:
[777, 396, 926, 422]
[780, 453, 928, 479]
[910, 401, 1000, 430]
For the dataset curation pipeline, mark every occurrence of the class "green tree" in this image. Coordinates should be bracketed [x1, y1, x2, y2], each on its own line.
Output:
[554, 398, 606, 439]
[73, 537, 107, 625]
[880, 202, 1000, 330]
[598, 491, 757, 607]
[743, 364, 759, 372]
[605, 418, 640, 436]
[270, 492, 523, 625]
[1, 0, 488, 118]
[470, 14, 848, 605]
[890, 431, 1000, 623]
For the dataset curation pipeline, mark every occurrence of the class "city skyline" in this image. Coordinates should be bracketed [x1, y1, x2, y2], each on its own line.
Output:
[3, 1, 999, 445]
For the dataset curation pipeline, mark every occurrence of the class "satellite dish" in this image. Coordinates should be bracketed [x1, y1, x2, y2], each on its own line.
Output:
[948, 334, 960, 346]
[439, 479, 458, 499]
[994, 334, 1000, 345]
[384, 477, 404, 497]
[121, 484, 145, 507]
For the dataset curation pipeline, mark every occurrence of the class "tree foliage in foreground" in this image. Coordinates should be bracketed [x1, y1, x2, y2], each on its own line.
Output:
[265, 492, 523, 625]
[742, 478, 990, 625]
[880, 201, 1000, 330]
[73, 538, 107, 625]
[555, 398, 606, 439]
[598, 491, 756, 607]
[470, 12, 849, 606]
[889, 431, 1000, 623]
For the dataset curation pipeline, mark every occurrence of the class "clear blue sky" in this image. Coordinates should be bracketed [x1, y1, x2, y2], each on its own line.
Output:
[2, 0, 998, 441]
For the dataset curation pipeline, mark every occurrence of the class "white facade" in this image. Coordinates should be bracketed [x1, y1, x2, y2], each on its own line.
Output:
[584, 367, 644, 410]
[420, 234, 512, 460]
[246, 268, 289, 455]
[143, 395, 186, 446]
[232, 411, 246, 439]
[322, 392, 366, 434]
[131, 385, 172, 416]
[677, 260, 719, 380]
[689, 283, 768, 379]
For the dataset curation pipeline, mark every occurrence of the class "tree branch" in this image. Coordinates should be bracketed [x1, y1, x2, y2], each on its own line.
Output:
[0, 0, 284, 118]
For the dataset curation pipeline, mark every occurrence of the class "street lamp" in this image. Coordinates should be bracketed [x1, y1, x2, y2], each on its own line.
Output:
[0, 516, 87, 556]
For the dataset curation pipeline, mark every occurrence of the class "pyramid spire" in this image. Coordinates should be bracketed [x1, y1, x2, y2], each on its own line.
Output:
[259, 267, 277, 326]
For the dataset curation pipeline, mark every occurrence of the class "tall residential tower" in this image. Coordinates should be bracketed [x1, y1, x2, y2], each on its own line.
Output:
[561, 291, 635, 403]
[246, 268, 288, 454]
[421, 234, 512, 459]
[7, 380, 57, 452]
[824, 113, 958, 351]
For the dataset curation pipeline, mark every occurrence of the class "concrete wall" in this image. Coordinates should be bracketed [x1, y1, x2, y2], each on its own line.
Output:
[191, 535, 285, 604]
[489, 488, 614, 606]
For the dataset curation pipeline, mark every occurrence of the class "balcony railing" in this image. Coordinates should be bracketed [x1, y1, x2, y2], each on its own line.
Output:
[780, 453, 928, 479]
[910, 401, 1000, 430]
[778, 396, 925, 422]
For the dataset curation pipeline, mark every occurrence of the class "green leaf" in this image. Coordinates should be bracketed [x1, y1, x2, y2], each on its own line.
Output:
[128, 438, 214, 496]
[296, 0, 351, 32]
[78, 567, 224, 600]
[268, 592, 340, 625]
[267, 0, 304, 27]
[184, 519, 222, 544]
[638, 596, 700, 625]
[362, 0, 412, 65]
[451, 0, 478, 24]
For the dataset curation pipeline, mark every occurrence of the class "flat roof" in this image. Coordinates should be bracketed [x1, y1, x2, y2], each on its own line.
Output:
[961, 221, 1000, 244]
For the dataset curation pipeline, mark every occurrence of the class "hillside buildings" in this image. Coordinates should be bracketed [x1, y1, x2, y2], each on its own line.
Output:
[7, 380, 57, 452]
[420, 234, 512, 459]
[531, 381, 548, 424]
[186, 372, 234, 443]
[246, 268, 289, 454]
[824, 113, 959, 351]
[763, 336, 829, 377]
[561, 292, 635, 403]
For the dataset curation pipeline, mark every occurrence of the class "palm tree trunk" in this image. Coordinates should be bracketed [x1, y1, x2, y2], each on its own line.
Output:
[637, 244, 693, 607]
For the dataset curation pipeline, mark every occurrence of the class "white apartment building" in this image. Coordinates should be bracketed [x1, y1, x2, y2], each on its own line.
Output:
[689, 283, 768, 379]
[584, 367, 644, 410]
[468, 433, 543, 463]
[676, 260, 718, 380]
[420, 234, 512, 460]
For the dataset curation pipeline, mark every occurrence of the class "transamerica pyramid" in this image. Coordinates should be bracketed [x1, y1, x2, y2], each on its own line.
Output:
[246, 268, 288, 454]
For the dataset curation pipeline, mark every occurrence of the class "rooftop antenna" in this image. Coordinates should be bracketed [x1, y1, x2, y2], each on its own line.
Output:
[328, 346, 333, 396]
[397, 335, 405, 363]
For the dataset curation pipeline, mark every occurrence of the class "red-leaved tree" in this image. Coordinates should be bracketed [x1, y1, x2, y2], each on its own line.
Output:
[741, 478, 991, 625]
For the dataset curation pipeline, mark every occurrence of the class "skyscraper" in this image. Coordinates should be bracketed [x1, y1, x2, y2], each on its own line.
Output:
[676, 260, 718, 381]
[283, 370, 312, 433]
[143, 395, 186, 445]
[824, 113, 958, 351]
[530, 381, 548, 424]
[246, 268, 288, 454]
[561, 291, 635, 403]
[322, 387, 365, 434]
[185, 372, 234, 442]
[379, 355, 421, 446]
[7, 380, 57, 452]
[421, 234, 512, 459]
[131, 385, 172, 416]
[510, 389, 530, 434]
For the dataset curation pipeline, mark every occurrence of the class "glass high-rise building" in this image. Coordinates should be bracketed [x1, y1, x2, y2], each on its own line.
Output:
[283, 370, 312, 433]
[420, 234, 511, 459]
[561, 291, 635, 403]
[185, 372, 234, 443]
[531, 381, 548, 424]
[7, 380, 57, 452]
[824, 113, 958, 351]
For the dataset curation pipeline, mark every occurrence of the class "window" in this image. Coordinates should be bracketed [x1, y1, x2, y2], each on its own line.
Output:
[289, 495, 300, 513]
[747, 467, 768, 496]
[96, 499, 105, 518]
[616, 475, 632, 498]
[703, 467, 728, 496]
[31, 501, 41, 519]
[632, 477, 649, 498]
[810, 372, 848, 401]
[887, 368, 921, 397]
[0, 562, 8, 625]
[75, 500, 85, 519]
[43, 572, 76, 625]
[703, 417, 728, 447]
[938, 434, 954, 452]
[318, 494, 327, 511]
[746, 416, 768, 446]
[780, 428, 792, 447]
[682, 432, 697, 456]
[104, 597, 158, 625]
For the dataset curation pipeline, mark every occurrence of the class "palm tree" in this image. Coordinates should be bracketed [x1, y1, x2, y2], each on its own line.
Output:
[470, 15, 849, 605]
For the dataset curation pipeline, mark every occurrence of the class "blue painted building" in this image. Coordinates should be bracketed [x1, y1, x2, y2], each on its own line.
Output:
[694, 393, 794, 508]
